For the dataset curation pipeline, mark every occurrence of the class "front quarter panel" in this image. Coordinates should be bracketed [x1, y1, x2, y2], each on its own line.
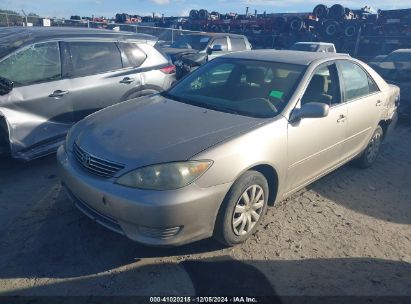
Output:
[192, 117, 288, 201]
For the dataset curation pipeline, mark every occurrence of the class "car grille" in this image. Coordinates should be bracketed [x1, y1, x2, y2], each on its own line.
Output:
[73, 143, 125, 178]
[137, 226, 182, 240]
[64, 185, 124, 235]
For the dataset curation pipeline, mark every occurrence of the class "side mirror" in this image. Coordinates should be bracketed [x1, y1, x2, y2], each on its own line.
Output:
[208, 44, 223, 54]
[292, 102, 330, 121]
[0, 77, 13, 96]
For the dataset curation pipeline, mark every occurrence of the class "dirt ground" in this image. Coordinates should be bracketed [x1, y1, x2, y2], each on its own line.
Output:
[0, 121, 410, 298]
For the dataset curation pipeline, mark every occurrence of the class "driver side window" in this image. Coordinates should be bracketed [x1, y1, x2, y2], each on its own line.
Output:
[0, 42, 61, 86]
[301, 64, 341, 106]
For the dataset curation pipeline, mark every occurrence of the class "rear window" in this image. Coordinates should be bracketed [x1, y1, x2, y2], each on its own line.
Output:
[117, 43, 147, 68]
[290, 43, 318, 52]
[230, 38, 247, 51]
[68, 42, 123, 77]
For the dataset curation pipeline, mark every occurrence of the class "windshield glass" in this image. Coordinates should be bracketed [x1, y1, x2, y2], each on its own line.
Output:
[164, 58, 305, 118]
[290, 43, 319, 52]
[170, 35, 210, 50]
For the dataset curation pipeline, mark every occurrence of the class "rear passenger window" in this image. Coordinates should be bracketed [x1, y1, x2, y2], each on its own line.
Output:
[68, 42, 122, 77]
[118, 43, 147, 68]
[368, 76, 380, 93]
[338, 61, 375, 101]
[230, 38, 247, 51]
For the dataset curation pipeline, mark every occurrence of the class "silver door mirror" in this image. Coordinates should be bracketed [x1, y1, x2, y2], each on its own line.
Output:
[293, 102, 330, 121]
[211, 44, 223, 52]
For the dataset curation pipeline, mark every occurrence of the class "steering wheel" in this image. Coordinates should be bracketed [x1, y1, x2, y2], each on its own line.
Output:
[242, 97, 278, 113]
[268, 95, 285, 108]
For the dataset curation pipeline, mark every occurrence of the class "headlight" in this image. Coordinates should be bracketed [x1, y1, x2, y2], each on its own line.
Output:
[116, 161, 212, 190]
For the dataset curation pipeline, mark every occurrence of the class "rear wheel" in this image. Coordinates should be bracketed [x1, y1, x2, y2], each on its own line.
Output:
[214, 171, 268, 246]
[356, 126, 383, 168]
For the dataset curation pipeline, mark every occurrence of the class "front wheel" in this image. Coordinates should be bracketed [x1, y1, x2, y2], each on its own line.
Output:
[356, 126, 383, 168]
[214, 171, 269, 246]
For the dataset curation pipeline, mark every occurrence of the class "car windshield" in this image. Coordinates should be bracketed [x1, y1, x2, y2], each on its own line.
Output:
[163, 58, 305, 118]
[290, 44, 319, 52]
[170, 35, 210, 50]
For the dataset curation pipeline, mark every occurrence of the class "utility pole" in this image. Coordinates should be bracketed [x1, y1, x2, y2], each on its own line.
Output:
[21, 10, 28, 27]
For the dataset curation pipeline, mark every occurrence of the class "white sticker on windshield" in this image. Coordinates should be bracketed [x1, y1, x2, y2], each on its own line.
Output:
[200, 38, 210, 43]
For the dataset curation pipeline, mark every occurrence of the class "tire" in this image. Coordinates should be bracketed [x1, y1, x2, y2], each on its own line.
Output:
[198, 9, 209, 20]
[189, 9, 199, 20]
[274, 16, 288, 32]
[329, 4, 345, 20]
[323, 20, 339, 37]
[356, 126, 383, 169]
[289, 17, 304, 32]
[214, 170, 269, 246]
[344, 23, 357, 37]
[313, 4, 329, 19]
[0, 127, 9, 158]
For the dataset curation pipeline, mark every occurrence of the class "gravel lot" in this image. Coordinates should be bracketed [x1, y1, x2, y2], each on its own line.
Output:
[0, 121, 410, 297]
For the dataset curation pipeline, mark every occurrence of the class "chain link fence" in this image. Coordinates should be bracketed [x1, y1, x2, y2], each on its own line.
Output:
[0, 12, 203, 46]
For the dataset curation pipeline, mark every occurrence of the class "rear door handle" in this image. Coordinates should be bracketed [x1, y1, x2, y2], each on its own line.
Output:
[120, 77, 135, 84]
[376, 100, 383, 107]
[49, 90, 69, 98]
[337, 115, 347, 123]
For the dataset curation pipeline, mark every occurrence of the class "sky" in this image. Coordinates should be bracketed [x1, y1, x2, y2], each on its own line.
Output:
[0, 0, 410, 18]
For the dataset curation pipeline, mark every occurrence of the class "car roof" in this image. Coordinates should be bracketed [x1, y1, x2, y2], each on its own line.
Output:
[223, 50, 349, 66]
[294, 42, 335, 46]
[0, 27, 156, 57]
[184, 32, 246, 39]
[391, 49, 411, 53]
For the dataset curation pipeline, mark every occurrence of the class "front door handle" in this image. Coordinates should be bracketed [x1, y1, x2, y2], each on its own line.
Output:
[337, 115, 347, 123]
[120, 77, 135, 84]
[49, 90, 69, 98]
[376, 100, 383, 107]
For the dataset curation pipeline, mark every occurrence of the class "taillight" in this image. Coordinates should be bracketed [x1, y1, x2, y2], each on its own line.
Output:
[160, 65, 176, 74]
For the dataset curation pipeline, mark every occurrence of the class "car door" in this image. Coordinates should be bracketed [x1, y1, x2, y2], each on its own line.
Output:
[63, 41, 143, 121]
[0, 41, 73, 157]
[286, 62, 348, 193]
[208, 37, 229, 60]
[337, 60, 382, 159]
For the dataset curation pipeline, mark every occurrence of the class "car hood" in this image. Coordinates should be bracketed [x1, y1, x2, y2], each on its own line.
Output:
[163, 47, 199, 61]
[74, 94, 265, 168]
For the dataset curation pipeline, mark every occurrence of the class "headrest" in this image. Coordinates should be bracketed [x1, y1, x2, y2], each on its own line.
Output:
[307, 75, 328, 93]
[246, 67, 265, 85]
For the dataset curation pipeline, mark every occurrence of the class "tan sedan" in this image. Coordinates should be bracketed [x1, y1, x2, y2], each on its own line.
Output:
[58, 50, 399, 246]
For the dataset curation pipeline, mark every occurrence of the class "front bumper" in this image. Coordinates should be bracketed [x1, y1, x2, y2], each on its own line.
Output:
[57, 146, 231, 246]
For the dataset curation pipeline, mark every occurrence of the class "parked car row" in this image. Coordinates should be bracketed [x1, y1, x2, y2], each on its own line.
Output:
[162, 32, 252, 79]
[0, 27, 400, 247]
[0, 27, 176, 160]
